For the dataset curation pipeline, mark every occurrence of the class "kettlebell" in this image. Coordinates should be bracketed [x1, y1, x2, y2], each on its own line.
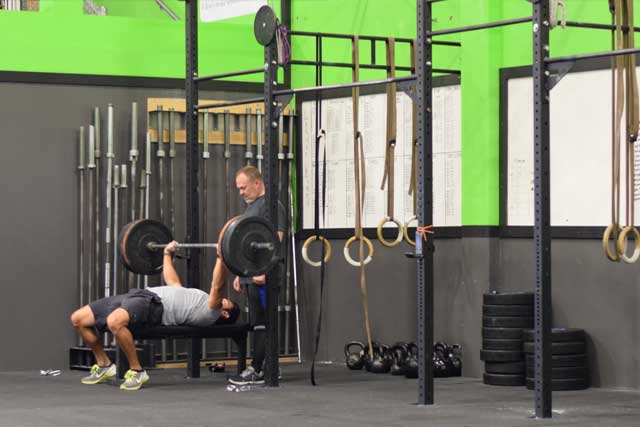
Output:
[404, 342, 418, 378]
[344, 341, 365, 370]
[364, 342, 391, 374]
[389, 342, 409, 376]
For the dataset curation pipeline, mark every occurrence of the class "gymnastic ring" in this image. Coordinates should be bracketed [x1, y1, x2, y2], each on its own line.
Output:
[377, 217, 404, 248]
[602, 223, 621, 262]
[343, 235, 374, 267]
[403, 216, 418, 246]
[616, 226, 640, 264]
[302, 235, 332, 267]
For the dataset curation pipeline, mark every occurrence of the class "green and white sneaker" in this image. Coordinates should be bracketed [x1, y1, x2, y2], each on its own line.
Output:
[120, 370, 149, 391]
[81, 364, 116, 385]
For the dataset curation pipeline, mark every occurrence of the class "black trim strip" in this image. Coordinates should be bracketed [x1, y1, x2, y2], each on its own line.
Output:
[296, 226, 606, 240]
[0, 70, 264, 92]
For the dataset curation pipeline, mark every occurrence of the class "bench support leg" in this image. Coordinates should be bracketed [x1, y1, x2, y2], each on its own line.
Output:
[188, 338, 202, 378]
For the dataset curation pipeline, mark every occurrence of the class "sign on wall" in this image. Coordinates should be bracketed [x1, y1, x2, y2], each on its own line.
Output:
[301, 87, 462, 230]
[200, 0, 267, 22]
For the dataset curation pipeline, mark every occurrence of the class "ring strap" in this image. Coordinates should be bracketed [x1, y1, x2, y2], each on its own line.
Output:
[351, 35, 374, 359]
[380, 38, 397, 219]
[408, 39, 418, 217]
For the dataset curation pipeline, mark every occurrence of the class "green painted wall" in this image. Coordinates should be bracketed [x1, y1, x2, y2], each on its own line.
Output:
[0, 1, 624, 224]
[0, 0, 279, 79]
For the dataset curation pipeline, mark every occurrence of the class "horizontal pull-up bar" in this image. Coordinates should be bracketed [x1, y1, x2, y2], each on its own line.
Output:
[290, 60, 414, 72]
[564, 21, 640, 33]
[274, 75, 417, 97]
[428, 17, 531, 37]
[546, 46, 640, 65]
[289, 30, 460, 47]
[194, 67, 266, 83]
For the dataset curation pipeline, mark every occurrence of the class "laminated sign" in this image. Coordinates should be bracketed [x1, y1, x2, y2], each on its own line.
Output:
[200, 0, 267, 22]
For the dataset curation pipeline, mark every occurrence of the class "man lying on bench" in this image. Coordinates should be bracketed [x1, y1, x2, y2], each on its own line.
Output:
[70, 241, 240, 391]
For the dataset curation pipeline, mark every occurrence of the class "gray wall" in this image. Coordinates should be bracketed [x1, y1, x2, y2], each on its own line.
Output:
[297, 236, 640, 390]
[1, 81, 639, 391]
[0, 80, 260, 370]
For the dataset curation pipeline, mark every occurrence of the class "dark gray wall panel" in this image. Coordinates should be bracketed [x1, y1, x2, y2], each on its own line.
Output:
[0, 81, 259, 370]
[494, 239, 640, 389]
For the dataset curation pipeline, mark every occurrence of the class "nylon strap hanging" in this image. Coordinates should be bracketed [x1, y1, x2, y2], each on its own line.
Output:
[342, 35, 374, 360]
[377, 38, 403, 247]
[616, 0, 640, 262]
[310, 35, 328, 386]
[405, 39, 419, 246]
[603, 0, 622, 261]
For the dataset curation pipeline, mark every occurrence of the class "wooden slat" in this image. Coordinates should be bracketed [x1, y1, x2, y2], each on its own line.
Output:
[149, 129, 291, 146]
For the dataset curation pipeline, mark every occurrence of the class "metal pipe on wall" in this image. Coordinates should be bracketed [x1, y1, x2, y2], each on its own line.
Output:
[87, 125, 97, 309]
[77, 126, 85, 345]
[256, 109, 263, 172]
[113, 165, 120, 295]
[288, 115, 301, 362]
[120, 164, 128, 291]
[201, 111, 210, 360]
[93, 108, 102, 304]
[104, 104, 115, 346]
[144, 132, 152, 288]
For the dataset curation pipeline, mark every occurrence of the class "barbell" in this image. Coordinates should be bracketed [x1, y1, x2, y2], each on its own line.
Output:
[118, 215, 279, 277]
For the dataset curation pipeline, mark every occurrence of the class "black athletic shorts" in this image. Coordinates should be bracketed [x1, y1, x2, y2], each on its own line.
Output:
[89, 288, 163, 333]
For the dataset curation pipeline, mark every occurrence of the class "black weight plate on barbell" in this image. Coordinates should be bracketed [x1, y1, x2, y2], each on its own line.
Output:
[483, 373, 525, 386]
[119, 219, 173, 275]
[480, 350, 524, 362]
[483, 316, 534, 329]
[485, 361, 525, 375]
[482, 339, 523, 351]
[220, 215, 278, 277]
[525, 377, 589, 391]
[483, 292, 533, 306]
[526, 353, 587, 368]
[483, 304, 533, 317]
[526, 366, 588, 380]
[522, 328, 585, 343]
[254, 5, 277, 46]
[482, 327, 523, 340]
[523, 341, 585, 355]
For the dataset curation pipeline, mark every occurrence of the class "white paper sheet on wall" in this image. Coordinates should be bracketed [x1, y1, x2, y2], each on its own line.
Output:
[301, 87, 462, 230]
[507, 69, 640, 226]
[200, 0, 266, 23]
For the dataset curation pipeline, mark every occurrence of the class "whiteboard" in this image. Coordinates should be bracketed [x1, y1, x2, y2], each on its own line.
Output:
[301, 87, 462, 230]
[507, 69, 640, 226]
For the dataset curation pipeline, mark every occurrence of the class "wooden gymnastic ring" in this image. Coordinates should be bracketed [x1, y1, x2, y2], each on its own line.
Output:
[302, 235, 332, 267]
[616, 226, 640, 264]
[403, 216, 418, 246]
[602, 223, 621, 262]
[343, 235, 374, 267]
[377, 217, 403, 248]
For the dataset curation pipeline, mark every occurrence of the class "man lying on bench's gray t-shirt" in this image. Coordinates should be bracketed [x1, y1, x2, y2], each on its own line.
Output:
[148, 286, 223, 327]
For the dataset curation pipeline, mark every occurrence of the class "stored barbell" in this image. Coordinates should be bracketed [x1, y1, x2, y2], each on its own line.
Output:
[118, 215, 279, 277]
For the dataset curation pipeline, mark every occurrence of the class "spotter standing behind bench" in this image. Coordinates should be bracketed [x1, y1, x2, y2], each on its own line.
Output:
[70, 240, 240, 391]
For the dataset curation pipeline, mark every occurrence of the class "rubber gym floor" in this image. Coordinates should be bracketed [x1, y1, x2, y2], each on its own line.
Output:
[0, 363, 638, 427]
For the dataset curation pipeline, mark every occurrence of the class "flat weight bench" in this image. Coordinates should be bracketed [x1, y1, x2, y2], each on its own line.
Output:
[116, 323, 251, 379]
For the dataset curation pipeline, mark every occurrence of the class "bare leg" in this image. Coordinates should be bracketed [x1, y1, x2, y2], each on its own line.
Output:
[70, 306, 111, 367]
[107, 308, 142, 371]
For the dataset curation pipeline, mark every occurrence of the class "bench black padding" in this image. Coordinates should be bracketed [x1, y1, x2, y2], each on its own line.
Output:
[116, 323, 251, 379]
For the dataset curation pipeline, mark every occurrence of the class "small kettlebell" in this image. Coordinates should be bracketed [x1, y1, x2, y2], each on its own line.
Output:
[344, 341, 365, 370]
[404, 342, 418, 378]
[389, 342, 408, 376]
[364, 342, 391, 374]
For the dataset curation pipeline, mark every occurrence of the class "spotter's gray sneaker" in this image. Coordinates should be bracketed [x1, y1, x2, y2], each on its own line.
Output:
[120, 369, 149, 391]
[227, 366, 265, 386]
[81, 364, 116, 385]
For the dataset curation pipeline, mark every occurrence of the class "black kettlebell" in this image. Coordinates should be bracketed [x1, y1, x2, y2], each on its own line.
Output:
[389, 342, 409, 376]
[364, 342, 391, 374]
[344, 341, 365, 370]
[404, 342, 418, 378]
